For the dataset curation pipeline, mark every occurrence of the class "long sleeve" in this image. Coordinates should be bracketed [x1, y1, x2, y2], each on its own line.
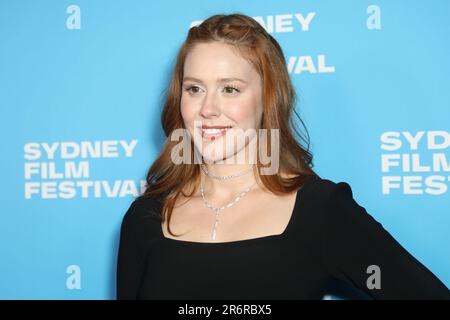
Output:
[321, 181, 450, 299]
[116, 200, 148, 300]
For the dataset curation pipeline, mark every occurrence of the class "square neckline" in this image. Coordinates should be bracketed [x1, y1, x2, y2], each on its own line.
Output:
[159, 175, 315, 246]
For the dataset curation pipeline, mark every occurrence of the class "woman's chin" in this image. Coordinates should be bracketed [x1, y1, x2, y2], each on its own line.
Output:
[201, 154, 229, 164]
[195, 150, 234, 164]
[193, 142, 251, 165]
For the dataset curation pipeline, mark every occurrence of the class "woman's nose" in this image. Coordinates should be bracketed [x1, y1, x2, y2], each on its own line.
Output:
[199, 92, 221, 118]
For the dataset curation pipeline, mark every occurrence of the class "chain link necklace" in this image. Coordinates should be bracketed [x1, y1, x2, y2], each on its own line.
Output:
[200, 172, 256, 241]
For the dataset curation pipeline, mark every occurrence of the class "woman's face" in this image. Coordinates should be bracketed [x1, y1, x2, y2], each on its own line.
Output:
[180, 42, 263, 163]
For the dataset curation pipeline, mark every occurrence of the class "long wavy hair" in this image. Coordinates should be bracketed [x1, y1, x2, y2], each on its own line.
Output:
[136, 13, 319, 237]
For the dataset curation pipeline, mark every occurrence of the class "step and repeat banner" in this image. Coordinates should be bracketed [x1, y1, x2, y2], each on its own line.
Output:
[1, 0, 449, 299]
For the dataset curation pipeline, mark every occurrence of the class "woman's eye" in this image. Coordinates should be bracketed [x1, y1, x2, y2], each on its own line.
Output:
[185, 86, 201, 94]
[223, 86, 240, 94]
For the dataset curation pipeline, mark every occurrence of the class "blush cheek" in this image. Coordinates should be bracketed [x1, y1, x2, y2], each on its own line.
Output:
[227, 102, 259, 128]
[180, 104, 195, 127]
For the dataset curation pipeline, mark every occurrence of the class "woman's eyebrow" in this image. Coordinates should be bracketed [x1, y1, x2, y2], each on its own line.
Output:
[182, 76, 247, 84]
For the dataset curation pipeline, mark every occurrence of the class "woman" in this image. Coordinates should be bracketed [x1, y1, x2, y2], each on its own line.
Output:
[116, 13, 449, 300]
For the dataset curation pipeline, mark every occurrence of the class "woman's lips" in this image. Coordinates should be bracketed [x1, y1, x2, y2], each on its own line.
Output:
[199, 127, 232, 140]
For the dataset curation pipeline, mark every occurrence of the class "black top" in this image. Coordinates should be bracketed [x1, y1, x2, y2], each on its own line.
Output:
[116, 175, 450, 299]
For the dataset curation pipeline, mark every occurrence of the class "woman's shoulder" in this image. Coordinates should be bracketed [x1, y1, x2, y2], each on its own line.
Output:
[296, 175, 359, 224]
[300, 174, 353, 201]
[121, 194, 164, 231]
[118, 195, 165, 251]
[296, 175, 362, 235]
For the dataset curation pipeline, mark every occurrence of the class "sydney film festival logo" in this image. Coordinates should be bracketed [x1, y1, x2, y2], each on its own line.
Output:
[380, 130, 450, 195]
[23, 139, 144, 199]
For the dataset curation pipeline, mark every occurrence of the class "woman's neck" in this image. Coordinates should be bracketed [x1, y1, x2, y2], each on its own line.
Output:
[200, 163, 259, 199]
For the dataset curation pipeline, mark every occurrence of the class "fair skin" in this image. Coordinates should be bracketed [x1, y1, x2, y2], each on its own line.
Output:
[162, 41, 298, 243]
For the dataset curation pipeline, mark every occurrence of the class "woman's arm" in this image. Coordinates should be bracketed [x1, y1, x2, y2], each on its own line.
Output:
[321, 181, 450, 299]
[116, 201, 147, 300]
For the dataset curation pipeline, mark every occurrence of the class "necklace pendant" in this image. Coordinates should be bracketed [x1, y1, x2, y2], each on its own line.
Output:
[201, 175, 256, 242]
[212, 212, 219, 240]
[212, 227, 217, 240]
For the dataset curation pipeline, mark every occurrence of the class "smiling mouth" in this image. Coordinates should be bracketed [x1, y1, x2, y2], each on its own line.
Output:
[198, 126, 232, 140]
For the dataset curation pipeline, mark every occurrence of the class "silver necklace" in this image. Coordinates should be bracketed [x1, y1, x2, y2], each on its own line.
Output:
[200, 177, 255, 241]
[201, 164, 254, 180]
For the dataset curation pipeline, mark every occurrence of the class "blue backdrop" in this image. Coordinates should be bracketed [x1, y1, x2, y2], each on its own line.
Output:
[0, 0, 449, 299]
